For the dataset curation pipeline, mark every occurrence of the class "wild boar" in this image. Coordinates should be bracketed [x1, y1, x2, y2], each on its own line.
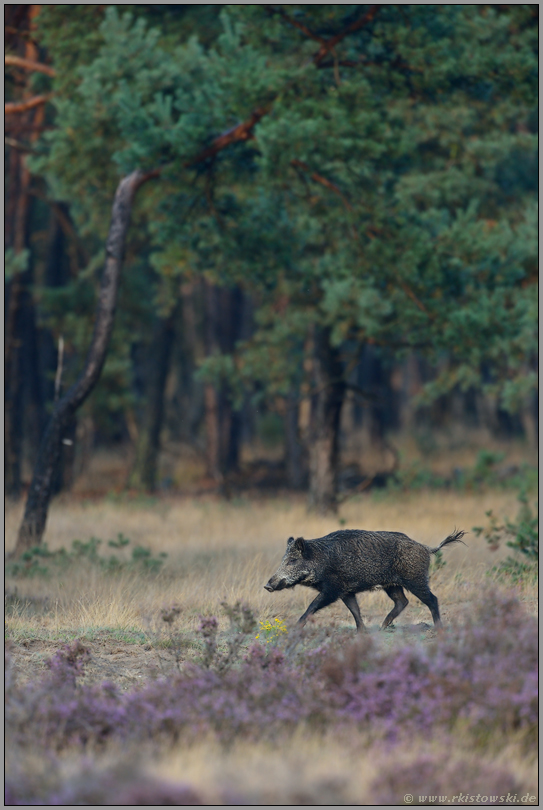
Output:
[264, 528, 466, 631]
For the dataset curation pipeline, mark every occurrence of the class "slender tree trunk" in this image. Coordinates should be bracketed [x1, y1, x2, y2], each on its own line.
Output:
[13, 169, 153, 556]
[218, 286, 244, 474]
[224, 408, 243, 473]
[129, 312, 176, 491]
[5, 6, 46, 497]
[21, 275, 47, 466]
[285, 388, 305, 489]
[5, 148, 32, 499]
[203, 280, 222, 482]
[174, 282, 204, 443]
[307, 327, 345, 514]
[203, 283, 245, 482]
[204, 383, 222, 482]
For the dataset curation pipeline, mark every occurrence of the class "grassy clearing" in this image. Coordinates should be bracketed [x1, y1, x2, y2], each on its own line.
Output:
[5, 488, 537, 641]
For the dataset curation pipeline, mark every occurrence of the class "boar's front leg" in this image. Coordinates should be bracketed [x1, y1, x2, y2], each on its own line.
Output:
[297, 590, 339, 627]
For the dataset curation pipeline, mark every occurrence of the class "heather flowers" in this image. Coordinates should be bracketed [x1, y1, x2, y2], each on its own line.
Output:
[5, 592, 537, 755]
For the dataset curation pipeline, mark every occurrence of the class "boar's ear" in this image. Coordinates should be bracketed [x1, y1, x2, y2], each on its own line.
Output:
[287, 536, 295, 546]
[292, 537, 306, 556]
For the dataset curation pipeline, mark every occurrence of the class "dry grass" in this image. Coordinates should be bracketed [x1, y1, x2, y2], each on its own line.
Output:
[5, 488, 537, 640]
[151, 734, 539, 806]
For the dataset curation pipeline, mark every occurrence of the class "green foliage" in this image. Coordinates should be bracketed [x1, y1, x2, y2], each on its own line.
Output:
[474, 489, 538, 582]
[453, 449, 506, 489]
[6, 533, 167, 578]
[256, 412, 285, 448]
[383, 450, 535, 494]
[4, 249, 29, 282]
[17, 4, 538, 448]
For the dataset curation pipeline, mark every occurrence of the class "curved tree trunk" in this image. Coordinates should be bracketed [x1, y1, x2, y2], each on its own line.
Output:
[13, 169, 153, 556]
[307, 327, 345, 515]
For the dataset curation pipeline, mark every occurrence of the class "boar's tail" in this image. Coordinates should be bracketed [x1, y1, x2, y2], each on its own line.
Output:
[431, 528, 467, 554]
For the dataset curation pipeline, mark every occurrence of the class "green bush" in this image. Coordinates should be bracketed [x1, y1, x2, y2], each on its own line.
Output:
[473, 489, 538, 583]
[6, 533, 167, 578]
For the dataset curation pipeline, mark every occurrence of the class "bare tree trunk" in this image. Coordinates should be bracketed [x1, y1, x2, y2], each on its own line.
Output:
[307, 327, 345, 515]
[13, 169, 152, 556]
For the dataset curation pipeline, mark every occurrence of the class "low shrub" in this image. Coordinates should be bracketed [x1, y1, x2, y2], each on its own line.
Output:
[5, 533, 167, 579]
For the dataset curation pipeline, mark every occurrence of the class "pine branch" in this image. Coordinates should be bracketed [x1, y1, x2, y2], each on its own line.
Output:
[188, 106, 271, 166]
[188, 7, 380, 165]
[5, 54, 56, 76]
[312, 5, 381, 65]
[264, 6, 327, 45]
[5, 94, 53, 115]
[291, 159, 353, 211]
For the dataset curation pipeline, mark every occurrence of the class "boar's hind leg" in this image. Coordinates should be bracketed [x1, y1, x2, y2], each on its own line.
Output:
[341, 593, 365, 632]
[381, 586, 409, 630]
[408, 583, 441, 627]
[298, 591, 339, 627]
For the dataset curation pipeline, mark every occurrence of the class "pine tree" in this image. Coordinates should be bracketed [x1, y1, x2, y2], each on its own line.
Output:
[11, 5, 538, 547]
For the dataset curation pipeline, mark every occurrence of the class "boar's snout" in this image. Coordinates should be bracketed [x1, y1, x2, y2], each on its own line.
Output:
[264, 576, 285, 592]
